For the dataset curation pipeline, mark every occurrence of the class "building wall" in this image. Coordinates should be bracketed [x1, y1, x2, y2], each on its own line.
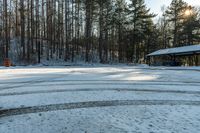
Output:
[150, 54, 200, 66]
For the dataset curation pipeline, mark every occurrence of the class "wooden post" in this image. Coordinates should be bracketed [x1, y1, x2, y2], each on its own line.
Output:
[147, 56, 151, 66]
[195, 54, 199, 66]
[3, 58, 11, 67]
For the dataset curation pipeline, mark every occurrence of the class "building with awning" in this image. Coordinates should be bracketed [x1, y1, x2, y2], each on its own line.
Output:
[147, 44, 200, 66]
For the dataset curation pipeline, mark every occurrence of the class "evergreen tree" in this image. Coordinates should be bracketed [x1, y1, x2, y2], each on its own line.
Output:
[113, 0, 127, 62]
[128, 0, 155, 62]
[180, 6, 200, 45]
[166, 0, 187, 47]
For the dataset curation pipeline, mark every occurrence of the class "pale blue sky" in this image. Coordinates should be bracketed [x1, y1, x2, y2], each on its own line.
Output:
[145, 0, 200, 18]
[127, 0, 200, 21]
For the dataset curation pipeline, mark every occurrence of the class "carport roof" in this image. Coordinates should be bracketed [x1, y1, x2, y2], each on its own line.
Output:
[147, 44, 200, 57]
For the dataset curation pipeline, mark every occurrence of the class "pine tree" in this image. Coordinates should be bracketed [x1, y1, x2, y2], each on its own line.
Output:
[97, 0, 113, 63]
[112, 0, 127, 62]
[3, 0, 9, 58]
[0, 0, 3, 60]
[20, 0, 25, 59]
[128, 0, 155, 62]
[84, 0, 94, 62]
[166, 0, 187, 47]
[180, 6, 200, 45]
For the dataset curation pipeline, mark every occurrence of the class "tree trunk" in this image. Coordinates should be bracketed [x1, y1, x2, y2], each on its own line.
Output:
[3, 0, 9, 58]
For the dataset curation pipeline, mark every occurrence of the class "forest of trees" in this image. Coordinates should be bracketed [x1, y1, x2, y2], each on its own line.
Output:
[0, 0, 200, 65]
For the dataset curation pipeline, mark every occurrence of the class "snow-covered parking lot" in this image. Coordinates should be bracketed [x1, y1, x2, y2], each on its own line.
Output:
[1, 65, 200, 133]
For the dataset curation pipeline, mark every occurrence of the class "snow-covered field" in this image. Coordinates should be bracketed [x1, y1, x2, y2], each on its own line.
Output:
[1, 65, 200, 133]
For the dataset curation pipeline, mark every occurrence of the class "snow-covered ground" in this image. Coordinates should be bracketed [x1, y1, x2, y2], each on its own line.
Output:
[1, 65, 200, 133]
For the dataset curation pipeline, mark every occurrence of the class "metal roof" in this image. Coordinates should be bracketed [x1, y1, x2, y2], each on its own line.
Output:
[147, 44, 200, 57]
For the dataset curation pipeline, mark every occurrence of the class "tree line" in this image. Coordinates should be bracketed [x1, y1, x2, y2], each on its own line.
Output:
[0, 0, 200, 64]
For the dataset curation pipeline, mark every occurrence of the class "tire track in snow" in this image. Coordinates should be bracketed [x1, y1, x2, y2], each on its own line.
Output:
[1, 82, 200, 91]
[1, 100, 200, 117]
[28, 82, 200, 87]
[0, 88, 200, 97]
[0, 74, 69, 90]
[1, 80, 200, 85]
